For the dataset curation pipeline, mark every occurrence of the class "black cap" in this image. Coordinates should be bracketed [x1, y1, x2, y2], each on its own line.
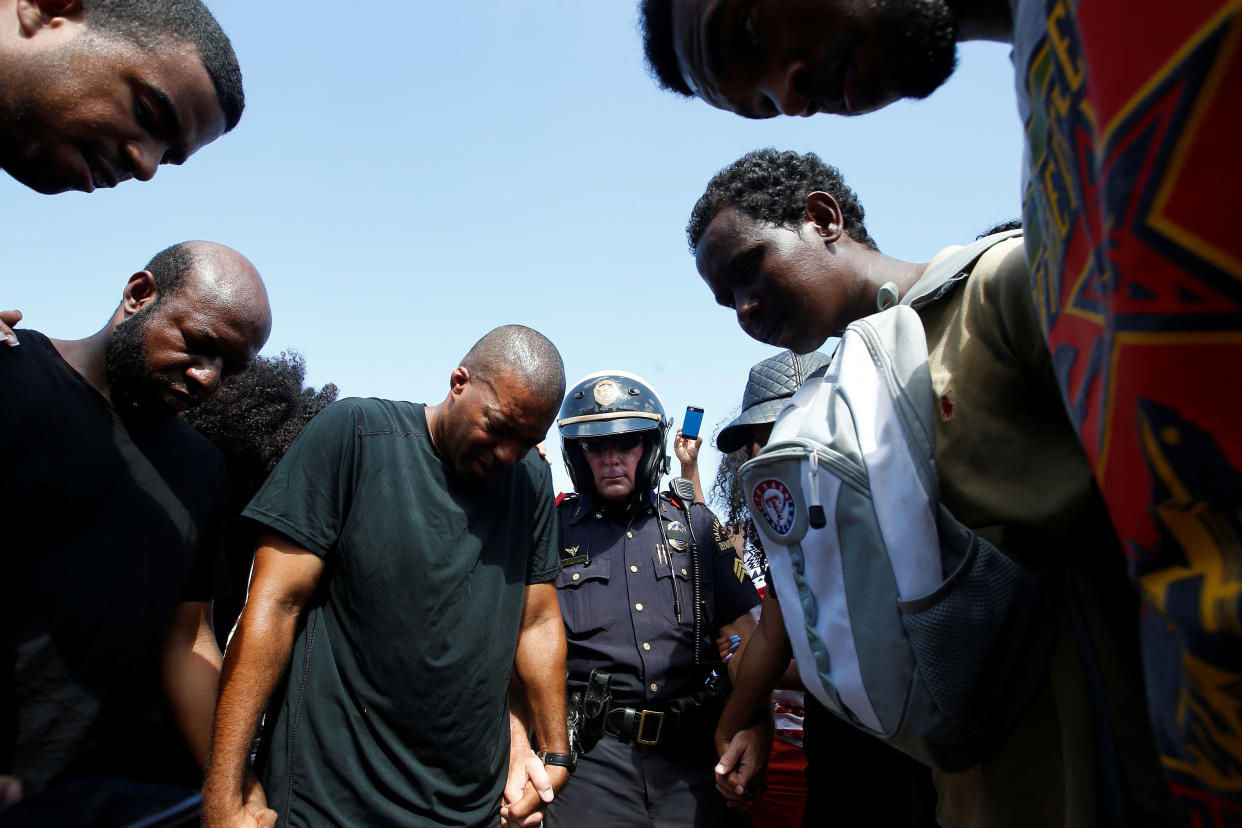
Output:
[716, 349, 832, 453]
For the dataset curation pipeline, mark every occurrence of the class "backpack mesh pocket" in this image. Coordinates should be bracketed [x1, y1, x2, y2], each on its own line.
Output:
[896, 532, 1028, 725]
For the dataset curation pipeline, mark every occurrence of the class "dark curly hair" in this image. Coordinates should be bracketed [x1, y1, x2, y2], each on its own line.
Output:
[84, 0, 244, 131]
[710, 444, 769, 575]
[687, 148, 878, 254]
[639, 0, 694, 96]
[182, 351, 337, 497]
[978, 218, 1023, 238]
[182, 351, 337, 640]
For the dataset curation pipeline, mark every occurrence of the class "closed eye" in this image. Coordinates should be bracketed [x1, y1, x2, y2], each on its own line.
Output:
[135, 81, 186, 165]
[730, 5, 761, 61]
[723, 244, 766, 295]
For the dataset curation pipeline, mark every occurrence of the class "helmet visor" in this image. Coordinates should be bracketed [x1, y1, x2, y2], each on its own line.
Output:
[558, 413, 661, 439]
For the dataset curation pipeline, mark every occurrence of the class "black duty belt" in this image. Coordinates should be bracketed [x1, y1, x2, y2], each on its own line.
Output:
[603, 705, 670, 746]
[570, 669, 726, 754]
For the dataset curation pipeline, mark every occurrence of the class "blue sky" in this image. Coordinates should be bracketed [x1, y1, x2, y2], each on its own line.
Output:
[1, 2, 1024, 497]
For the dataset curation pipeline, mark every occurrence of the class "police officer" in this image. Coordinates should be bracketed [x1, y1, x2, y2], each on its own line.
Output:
[546, 371, 760, 827]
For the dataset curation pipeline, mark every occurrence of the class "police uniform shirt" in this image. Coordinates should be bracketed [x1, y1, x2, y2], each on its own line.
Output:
[556, 489, 759, 706]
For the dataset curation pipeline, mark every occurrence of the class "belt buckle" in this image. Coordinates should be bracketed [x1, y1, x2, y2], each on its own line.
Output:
[636, 710, 664, 745]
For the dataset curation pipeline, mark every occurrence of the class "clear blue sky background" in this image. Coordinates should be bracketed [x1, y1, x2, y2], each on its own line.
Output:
[1, 2, 1023, 498]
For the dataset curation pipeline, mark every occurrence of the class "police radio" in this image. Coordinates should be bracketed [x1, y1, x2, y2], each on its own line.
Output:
[668, 476, 696, 505]
[666, 476, 707, 664]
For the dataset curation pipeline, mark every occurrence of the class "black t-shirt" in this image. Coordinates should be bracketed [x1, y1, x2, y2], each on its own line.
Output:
[243, 398, 558, 828]
[0, 330, 228, 791]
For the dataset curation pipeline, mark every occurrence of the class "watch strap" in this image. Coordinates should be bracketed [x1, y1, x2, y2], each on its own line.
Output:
[537, 750, 576, 774]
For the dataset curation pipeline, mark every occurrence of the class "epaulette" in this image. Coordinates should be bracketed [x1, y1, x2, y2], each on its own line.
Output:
[658, 490, 684, 511]
[555, 491, 578, 508]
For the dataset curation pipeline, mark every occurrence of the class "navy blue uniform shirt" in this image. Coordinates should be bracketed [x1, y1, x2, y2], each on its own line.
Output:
[556, 489, 759, 707]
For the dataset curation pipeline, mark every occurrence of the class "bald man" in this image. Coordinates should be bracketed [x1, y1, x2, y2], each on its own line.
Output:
[0, 242, 271, 801]
[203, 326, 571, 828]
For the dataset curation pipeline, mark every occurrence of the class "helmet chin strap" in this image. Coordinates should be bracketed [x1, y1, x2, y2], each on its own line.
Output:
[594, 484, 645, 518]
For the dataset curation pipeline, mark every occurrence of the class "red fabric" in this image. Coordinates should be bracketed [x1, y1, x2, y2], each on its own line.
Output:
[748, 738, 808, 828]
[1018, 0, 1242, 815]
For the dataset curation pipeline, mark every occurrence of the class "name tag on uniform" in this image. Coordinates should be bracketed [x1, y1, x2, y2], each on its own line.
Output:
[561, 544, 588, 567]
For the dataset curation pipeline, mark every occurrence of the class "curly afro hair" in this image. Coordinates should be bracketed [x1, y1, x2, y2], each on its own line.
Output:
[687, 148, 878, 254]
[181, 350, 336, 640]
[182, 350, 337, 504]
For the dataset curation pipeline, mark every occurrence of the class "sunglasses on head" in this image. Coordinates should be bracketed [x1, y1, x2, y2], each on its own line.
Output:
[579, 433, 643, 454]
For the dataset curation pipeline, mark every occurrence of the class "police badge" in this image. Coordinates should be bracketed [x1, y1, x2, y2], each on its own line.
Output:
[665, 520, 690, 552]
[592, 380, 621, 406]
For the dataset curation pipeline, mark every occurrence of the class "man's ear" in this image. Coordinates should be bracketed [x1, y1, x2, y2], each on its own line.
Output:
[120, 271, 158, 318]
[449, 366, 471, 399]
[804, 191, 844, 244]
[16, 0, 84, 36]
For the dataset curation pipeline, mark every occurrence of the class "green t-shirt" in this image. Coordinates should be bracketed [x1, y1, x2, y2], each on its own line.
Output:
[242, 398, 558, 827]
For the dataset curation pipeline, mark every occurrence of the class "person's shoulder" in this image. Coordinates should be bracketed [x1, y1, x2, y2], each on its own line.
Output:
[317, 397, 424, 433]
[679, 495, 721, 523]
[967, 235, 1044, 335]
[971, 235, 1029, 291]
[658, 491, 726, 546]
[7, 328, 51, 350]
[329, 396, 406, 419]
[692, 502, 736, 556]
[0, 329, 55, 369]
[514, 447, 554, 487]
[556, 490, 594, 526]
[164, 416, 228, 475]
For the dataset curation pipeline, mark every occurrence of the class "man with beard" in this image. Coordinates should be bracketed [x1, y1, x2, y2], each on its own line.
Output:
[691, 150, 1173, 827]
[202, 326, 572, 828]
[641, 5, 1242, 819]
[0, 0, 244, 195]
[0, 242, 272, 813]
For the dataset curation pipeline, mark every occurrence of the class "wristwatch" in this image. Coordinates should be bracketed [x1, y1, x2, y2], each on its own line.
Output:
[537, 750, 576, 774]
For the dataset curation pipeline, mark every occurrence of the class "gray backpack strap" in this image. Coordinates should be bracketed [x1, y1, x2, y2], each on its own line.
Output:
[884, 229, 1023, 311]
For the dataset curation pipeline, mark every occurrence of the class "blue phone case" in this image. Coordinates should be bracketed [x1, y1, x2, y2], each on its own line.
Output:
[682, 407, 704, 439]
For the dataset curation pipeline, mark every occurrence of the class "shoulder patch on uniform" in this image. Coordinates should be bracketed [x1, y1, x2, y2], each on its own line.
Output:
[733, 557, 749, 584]
[712, 516, 734, 554]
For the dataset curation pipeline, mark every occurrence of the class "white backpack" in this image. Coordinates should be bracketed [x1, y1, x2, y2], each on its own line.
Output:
[739, 232, 1051, 771]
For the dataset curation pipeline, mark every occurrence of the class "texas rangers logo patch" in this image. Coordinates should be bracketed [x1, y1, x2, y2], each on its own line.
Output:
[752, 478, 796, 537]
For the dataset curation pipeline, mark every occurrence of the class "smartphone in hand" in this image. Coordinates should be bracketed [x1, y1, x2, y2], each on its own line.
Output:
[682, 406, 704, 440]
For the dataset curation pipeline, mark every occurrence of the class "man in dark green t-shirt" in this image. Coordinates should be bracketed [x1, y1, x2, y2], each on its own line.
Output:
[203, 325, 571, 828]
